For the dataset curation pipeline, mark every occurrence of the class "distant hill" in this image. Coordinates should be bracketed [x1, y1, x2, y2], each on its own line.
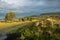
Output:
[30, 12, 60, 17]
[40, 12, 60, 16]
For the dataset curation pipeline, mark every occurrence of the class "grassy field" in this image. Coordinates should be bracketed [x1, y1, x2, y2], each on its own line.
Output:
[5, 19, 60, 40]
[0, 15, 60, 40]
[0, 21, 29, 30]
[0, 20, 38, 30]
[0, 12, 60, 40]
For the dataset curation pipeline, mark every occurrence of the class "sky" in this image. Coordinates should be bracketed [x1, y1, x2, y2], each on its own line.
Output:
[0, 0, 60, 19]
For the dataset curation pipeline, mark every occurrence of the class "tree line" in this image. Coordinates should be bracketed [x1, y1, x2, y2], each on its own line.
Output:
[4, 12, 35, 22]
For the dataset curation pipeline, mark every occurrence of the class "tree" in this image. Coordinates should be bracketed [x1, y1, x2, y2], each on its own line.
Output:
[5, 12, 16, 21]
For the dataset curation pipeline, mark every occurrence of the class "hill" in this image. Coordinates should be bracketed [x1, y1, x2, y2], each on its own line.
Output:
[40, 12, 60, 16]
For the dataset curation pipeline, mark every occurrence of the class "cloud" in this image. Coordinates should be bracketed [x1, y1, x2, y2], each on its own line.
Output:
[0, 0, 47, 13]
[0, 0, 60, 14]
[0, 0, 60, 19]
[0, 0, 45, 8]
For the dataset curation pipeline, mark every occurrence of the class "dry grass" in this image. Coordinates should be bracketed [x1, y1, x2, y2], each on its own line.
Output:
[0, 21, 31, 30]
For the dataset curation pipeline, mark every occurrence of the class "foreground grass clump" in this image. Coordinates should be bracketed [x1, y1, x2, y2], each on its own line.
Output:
[5, 22, 60, 40]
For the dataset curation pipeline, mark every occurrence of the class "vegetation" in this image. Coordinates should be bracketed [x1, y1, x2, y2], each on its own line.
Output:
[5, 21, 60, 40]
[5, 12, 16, 22]
[0, 12, 60, 40]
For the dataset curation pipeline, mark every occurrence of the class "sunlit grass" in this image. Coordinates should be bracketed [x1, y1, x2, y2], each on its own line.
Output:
[0, 21, 29, 30]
